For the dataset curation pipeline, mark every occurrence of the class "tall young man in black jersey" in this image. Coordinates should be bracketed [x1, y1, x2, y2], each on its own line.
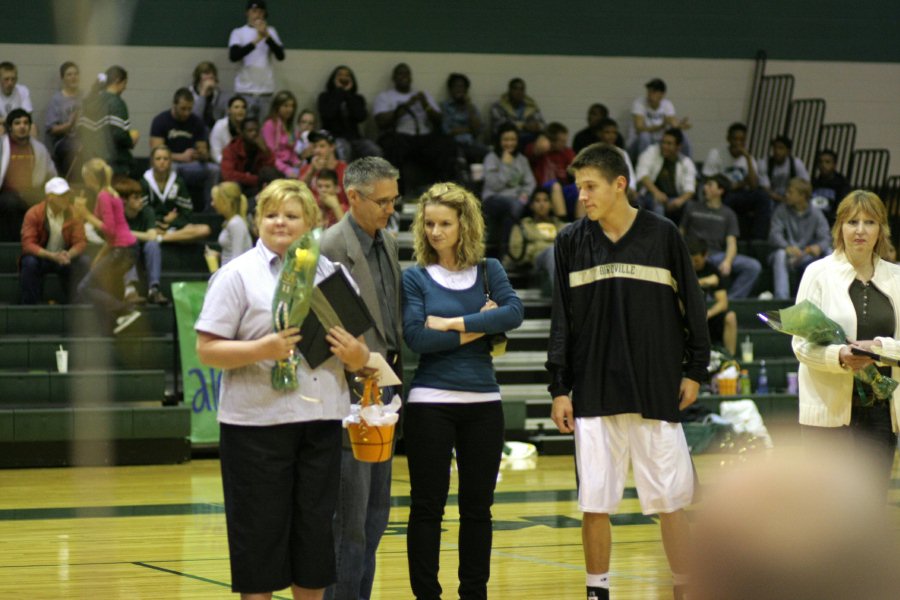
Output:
[547, 143, 709, 600]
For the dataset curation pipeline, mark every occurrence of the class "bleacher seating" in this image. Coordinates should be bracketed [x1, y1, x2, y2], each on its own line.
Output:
[0, 241, 195, 467]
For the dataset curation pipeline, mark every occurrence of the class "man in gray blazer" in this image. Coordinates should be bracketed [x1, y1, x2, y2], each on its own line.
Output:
[321, 156, 401, 600]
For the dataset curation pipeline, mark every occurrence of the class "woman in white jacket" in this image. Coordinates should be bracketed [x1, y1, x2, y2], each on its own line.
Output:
[793, 190, 900, 488]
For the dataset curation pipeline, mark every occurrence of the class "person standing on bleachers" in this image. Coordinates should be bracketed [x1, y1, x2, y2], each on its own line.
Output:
[320, 156, 402, 600]
[548, 144, 709, 600]
[228, 0, 285, 120]
[77, 66, 139, 177]
[19, 176, 89, 304]
[73, 159, 142, 334]
[44, 61, 82, 176]
[0, 108, 57, 241]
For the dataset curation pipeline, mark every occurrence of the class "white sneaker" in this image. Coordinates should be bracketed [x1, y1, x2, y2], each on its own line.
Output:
[114, 310, 141, 334]
[758, 291, 774, 300]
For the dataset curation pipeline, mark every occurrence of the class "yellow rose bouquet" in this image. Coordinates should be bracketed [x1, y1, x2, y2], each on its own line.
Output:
[271, 228, 322, 390]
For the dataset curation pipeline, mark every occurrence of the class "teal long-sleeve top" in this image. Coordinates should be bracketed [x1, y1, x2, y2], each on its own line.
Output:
[402, 258, 524, 394]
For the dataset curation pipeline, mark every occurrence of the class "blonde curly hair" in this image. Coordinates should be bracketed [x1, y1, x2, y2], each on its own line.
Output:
[411, 182, 484, 268]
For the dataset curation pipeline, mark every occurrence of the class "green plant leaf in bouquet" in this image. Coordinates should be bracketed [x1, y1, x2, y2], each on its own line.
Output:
[270, 228, 323, 391]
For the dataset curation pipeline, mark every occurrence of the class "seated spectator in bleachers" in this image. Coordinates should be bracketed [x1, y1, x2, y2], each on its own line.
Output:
[117, 176, 169, 305]
[0, 109, 57, 241]
[190, 61, 229, 131]
[810, 149, 850, 224]
[209, 95, 247, 165]
[635, 127, 696, 223]
[506, 188, 565, 291]
[221, 117, 274, 195]
[299, 129, 348, 205]
[44, 61, 81, 176]
[524, 122, 577, 219]
[78, 66, 138, 177]
[681, 175, 762, 299]
[627, 77, 691, 160]
[318, 65, 381, 161]
[210, 181, 252, 266]
[141, 145, 212, 243]
[489, 77, 545, 146]
[373, 63, 457, 193]
[595, 118, 637, 196]
[261, 90, 301, 177]
[20, 177, 89, 304]
[702, 122, 772, 240]
[313, 169, 344, 228]
[73, 158, 141, 334]
[762, 135, 810, 204]
[687, 235, 738, 356]
[0, 62, 34, 136]
[768, 178, 831, 300]
[150, 87, 217, 211]
[440, 72, 488, 165]
[227, 0, 284, 120]
[482, 123, 537, 256]
[295, 109, 317, 163]
[572, 103, 609, 153]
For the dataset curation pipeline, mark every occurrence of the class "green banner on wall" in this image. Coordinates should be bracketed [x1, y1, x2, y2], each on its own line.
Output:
[172, 281, 221, 445]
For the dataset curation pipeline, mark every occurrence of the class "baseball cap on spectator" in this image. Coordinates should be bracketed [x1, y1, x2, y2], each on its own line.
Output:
[645, 78, 667, 93]
[45, 177, 71, 196]
[308, 130, 335, 145]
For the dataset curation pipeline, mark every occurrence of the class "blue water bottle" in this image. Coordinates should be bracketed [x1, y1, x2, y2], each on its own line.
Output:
[757, 360, 769, 394]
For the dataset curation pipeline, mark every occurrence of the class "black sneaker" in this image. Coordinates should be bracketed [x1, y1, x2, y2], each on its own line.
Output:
[587, 586, 609, 600]
[148, 287, 170, 305]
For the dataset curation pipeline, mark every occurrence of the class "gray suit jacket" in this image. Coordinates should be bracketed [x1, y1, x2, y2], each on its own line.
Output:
[320, 214, 402, 362]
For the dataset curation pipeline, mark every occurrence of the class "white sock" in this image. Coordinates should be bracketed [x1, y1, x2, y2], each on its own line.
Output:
[586, 572, 610, 589]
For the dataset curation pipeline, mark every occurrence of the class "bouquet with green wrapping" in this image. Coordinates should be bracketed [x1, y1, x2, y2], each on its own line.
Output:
[271, 228, 322, 390]
[758, 300, 898, 404]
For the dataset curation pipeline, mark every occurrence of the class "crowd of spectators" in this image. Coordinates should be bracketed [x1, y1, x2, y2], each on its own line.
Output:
[0, 0, 876, 335]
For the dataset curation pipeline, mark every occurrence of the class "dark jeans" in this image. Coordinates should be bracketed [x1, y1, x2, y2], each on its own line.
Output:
[324, 448, 393, 600]
[19, 253, 90, 304]
[482, 194, 525, 259]
[0, 191, 29, 242]
[801, 402, 898, 492]
[404, 401, 505, 600]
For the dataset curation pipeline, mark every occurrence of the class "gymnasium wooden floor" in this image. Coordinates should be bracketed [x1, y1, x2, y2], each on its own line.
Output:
[1, 449, 897, 599]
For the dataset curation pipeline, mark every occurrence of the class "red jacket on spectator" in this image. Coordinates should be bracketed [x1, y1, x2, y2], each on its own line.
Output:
[525, 143, 575, 187]
[221, 137, 275, 188]
[21, 201, 87, 258]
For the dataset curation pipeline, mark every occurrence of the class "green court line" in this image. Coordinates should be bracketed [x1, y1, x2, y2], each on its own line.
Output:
[1, 485, 895, 521]
[133, 562, 292, 600]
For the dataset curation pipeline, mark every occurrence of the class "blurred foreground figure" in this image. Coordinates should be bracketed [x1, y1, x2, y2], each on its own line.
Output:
[692, 447, 900, 600]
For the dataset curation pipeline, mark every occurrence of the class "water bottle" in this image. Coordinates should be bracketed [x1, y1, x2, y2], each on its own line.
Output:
[739, 369, 751, 395]
[757, 360, 769, 394]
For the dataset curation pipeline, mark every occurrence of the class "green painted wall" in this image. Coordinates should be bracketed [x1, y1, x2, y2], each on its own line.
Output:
[7, 0, 900, 62]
